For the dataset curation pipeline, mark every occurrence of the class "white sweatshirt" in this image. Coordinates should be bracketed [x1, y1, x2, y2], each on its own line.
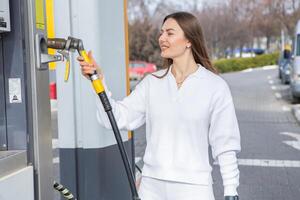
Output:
[95, 64, 241, 196]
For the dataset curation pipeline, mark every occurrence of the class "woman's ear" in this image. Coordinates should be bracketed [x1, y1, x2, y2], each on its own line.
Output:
[186, 41, 191, 48]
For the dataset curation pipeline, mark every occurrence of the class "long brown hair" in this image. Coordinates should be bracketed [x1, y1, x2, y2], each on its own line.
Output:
[153, 12, 218, 78]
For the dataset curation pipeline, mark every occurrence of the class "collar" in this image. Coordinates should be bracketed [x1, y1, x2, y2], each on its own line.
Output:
[167, 63, 206, 79]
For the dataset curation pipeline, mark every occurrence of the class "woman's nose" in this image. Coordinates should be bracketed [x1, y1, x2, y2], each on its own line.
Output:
[158, 34, 165, 43]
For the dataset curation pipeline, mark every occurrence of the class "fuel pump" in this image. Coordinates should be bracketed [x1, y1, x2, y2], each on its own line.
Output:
[47, 36, 140, 200]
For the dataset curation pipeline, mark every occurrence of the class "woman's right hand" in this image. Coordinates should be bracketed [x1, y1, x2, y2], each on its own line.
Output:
[77, 51, 103, 80]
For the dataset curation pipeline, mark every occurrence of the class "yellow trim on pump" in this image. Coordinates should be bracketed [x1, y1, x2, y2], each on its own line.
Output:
[123, 0, 132, 139]
[46, 0, 56, 70]
[35, 0, 45, 30]
[123, 0, 130, 96]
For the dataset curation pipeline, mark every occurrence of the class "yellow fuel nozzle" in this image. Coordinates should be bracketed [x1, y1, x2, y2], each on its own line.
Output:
[55, 50, 71, 82]
[79, 50, 105, 94]
[79, 50, 91, 63]
[47, 37, 105, 93]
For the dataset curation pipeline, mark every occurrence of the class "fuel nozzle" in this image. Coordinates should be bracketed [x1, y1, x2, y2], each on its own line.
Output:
[47, 36, 91, 81]
[47, 36, 85, 53]
[47, 36, 103, 92]
[47, 36, 91, 64]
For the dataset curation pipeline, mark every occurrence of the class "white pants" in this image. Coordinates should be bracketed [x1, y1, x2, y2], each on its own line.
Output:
[138, 176, 215, 200]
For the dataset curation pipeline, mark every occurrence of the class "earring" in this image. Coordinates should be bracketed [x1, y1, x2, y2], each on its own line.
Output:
[186, 45, 191, 48]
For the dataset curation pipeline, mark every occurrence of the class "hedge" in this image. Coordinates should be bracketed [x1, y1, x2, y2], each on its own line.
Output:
[213, 52, 279, 73]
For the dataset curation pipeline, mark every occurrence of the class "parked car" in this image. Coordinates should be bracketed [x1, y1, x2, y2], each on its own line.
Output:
[290, 20, 300, 101]
[129, 61, 157, 80]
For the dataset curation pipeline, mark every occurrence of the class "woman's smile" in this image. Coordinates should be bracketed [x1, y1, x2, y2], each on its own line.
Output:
[160, 44, 169, 51]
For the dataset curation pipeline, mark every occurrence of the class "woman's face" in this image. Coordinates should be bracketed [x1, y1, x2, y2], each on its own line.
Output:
[158, 18, 190, 59]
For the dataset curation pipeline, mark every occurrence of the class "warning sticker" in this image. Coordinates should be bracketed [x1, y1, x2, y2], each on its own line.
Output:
[9, 78, 22, 103]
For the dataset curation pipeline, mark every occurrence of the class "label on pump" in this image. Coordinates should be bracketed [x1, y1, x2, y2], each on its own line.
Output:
[9, 78, 22, 103]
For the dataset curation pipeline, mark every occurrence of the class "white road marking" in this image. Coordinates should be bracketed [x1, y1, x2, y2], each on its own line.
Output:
[282, 105, 291, 112]
[52, 138, 59, 149]
[271, 86, 277, 90]
[280, 132, 300, 151]
[269, 80, 274, 84]
[214, 159, 300, 167]
[275, 92, 282, 98]
[53, 157, 59, 164]
[267, 75, 272, 79]
[237, 159, 300, 167]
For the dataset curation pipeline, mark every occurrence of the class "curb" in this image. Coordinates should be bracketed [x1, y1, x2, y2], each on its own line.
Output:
[241, 65, 278, 73]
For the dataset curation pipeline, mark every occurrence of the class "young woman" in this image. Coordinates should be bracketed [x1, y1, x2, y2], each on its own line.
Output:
[78, 11, 241, 200]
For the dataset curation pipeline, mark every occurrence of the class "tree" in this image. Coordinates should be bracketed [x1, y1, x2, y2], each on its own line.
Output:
[127, 0, 300, 60]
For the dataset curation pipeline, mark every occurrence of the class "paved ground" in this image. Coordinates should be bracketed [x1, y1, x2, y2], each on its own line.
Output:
[52, 66, 300, 200]
[134, 66, 300, 200]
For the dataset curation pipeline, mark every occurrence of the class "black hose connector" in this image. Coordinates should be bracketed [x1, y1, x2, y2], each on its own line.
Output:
[99, 92, 112, 112]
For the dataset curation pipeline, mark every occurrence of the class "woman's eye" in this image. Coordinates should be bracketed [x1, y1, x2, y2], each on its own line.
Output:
[167, 33, 173, 36]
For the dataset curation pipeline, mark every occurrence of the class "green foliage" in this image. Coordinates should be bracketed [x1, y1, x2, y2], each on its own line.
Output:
[213, 52, 279, 73]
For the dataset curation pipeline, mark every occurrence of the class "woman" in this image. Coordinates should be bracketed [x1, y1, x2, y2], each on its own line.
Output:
[78, 11, 241, 200]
